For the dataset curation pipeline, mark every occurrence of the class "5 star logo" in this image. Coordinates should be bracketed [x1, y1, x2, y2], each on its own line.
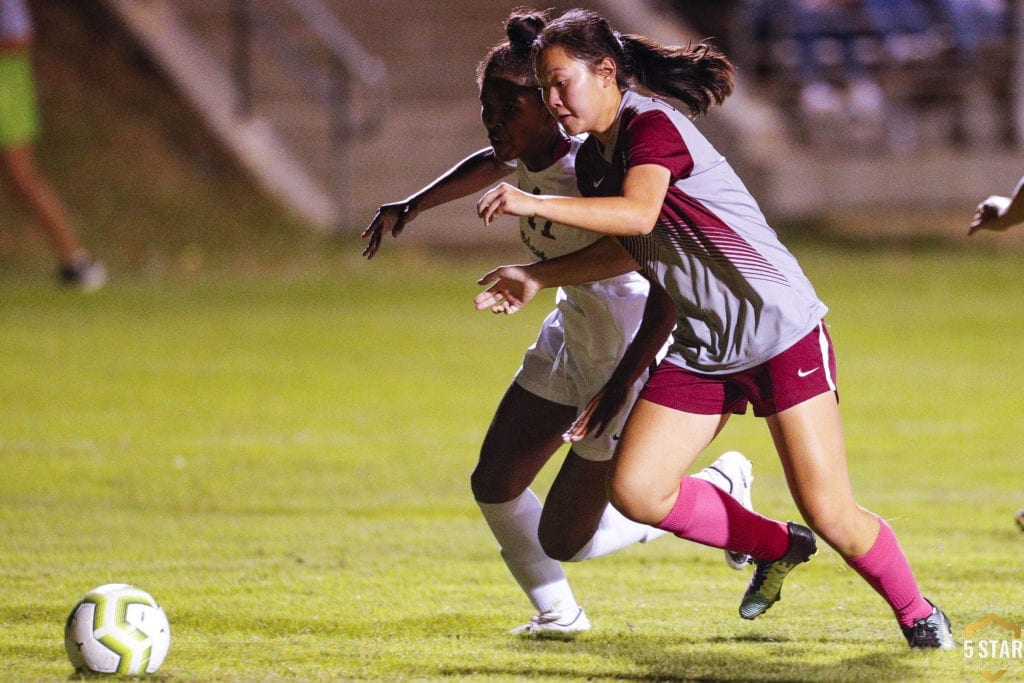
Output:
[964, 614, 1023, 681]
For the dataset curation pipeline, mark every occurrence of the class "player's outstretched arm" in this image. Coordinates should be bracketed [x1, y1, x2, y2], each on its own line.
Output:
[474, 237, 639, 314]
[564, 278, 676, 442]
[362, 148, 513, 258]
[476, 164, 671, 236]
[969, 175, 1024, 235]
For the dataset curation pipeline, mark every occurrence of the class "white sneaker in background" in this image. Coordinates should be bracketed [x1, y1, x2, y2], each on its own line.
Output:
[698, 451, 755, 570]
[59, 254, 107, 292]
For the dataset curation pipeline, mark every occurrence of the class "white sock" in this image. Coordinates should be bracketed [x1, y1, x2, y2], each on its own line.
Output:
[568, 503, 667, 562]
[567, 462, 739, 562]
[477, 489, 579, 615]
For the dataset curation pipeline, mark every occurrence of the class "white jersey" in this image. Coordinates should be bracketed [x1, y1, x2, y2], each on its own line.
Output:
[510, 136, 656, 461]
[514, 137, 606, 261]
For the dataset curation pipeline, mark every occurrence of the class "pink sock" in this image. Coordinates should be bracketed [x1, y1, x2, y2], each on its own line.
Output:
[845, 517, 932, 627]
[656, 476, 790, 560]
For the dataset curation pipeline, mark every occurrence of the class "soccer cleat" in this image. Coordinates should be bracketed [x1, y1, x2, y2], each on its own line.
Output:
[509, 607, 591, 637]
[704, 451, 755, 569]
[739, 521, 817, 619]
[58, 255, 107, 292]
[1015, 508, 1024, 532]
[902, 599, 955, 650]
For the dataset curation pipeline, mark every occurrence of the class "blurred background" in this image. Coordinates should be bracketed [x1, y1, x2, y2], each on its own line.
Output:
[3, 0, 1023, 281]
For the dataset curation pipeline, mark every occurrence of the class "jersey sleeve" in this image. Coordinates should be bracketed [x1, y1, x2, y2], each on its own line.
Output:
[622, 110, 694, 181]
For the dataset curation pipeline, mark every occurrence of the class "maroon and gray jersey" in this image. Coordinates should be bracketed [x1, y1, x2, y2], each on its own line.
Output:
[575, 89, 828, 374]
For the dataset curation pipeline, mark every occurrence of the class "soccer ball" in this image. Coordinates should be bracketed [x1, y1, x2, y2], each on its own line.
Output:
[64, 583, 171, 675]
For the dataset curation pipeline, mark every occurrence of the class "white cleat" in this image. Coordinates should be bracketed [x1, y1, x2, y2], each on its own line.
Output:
[702, 451, 755, 570]
[509, 607, 591, 637]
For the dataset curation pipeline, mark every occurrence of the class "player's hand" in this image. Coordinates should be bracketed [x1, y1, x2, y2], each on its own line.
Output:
[968, 195, 1011, 235]
[477, 182, 538, 227]
[563, 391, 602, 442]
[361, 200, 418, 258]
[563, 382, 629, 443]
[474, 265, 542, 315]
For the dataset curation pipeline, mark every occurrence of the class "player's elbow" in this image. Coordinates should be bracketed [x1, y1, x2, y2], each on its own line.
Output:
[625, 222, 656, 236]
[621, 212, 658, 236]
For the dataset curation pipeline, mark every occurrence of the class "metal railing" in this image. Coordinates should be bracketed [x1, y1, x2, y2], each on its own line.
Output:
[225, 0, 387, 221]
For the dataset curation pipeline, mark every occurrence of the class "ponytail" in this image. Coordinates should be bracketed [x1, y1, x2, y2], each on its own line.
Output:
[620, 35, 734, 116]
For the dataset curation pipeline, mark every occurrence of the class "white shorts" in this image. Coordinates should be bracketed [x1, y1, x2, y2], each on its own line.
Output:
[513, 292, 658, 462]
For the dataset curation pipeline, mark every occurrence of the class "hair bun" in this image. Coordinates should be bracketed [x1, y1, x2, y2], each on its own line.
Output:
[506, 11, 545, 49]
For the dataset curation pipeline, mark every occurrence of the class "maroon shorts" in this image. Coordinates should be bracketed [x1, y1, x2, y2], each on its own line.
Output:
[640, 322, 838, 417]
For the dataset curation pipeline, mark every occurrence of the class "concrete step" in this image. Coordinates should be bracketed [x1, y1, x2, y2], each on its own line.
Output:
[101, 0, 340, 228]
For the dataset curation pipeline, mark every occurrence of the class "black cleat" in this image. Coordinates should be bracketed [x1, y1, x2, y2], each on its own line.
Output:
[902, 599, 955, 650]
[739, 521, 817, 619]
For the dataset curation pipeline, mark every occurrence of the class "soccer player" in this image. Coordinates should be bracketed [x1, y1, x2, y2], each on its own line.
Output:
[476, 8, 954, 649]
[0, 0, 105, 289]
[363, 9, 756, 636]
[968, 174, 1024, 531]
[969, 175, 1024, 235]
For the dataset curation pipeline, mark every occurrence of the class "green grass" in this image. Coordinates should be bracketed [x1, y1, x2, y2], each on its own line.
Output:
[3, 5, 1023, 680]
[1, 243, 1023, 681]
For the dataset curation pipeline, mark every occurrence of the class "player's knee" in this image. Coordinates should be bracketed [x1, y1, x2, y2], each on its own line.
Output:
[470, 451, 532, 503]
[607, 478, 666, 526]
[470, 461, 504, 503]
[538, 531, 580, 563]
[536, 511, 589, 561]
[800, 501, 862, 551]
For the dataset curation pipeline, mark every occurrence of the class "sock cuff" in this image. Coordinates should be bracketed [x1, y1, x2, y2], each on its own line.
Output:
[847, 515, 893, 567]
[476, 489, 541, 516]
[844, 515, 930, 626]
[655, 477, 700, 533]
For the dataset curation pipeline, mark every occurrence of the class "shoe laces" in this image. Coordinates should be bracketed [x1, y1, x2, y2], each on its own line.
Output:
[530, 612, 560, 627]
[905, 608, 952, 648]
[529, 608, 580, 628]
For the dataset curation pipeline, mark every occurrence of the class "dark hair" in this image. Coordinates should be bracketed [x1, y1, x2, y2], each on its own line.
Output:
[535, 8, 734, 116]
[476, 8, 549, 88]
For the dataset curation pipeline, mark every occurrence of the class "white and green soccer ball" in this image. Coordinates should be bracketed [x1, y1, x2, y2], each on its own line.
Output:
[64, 583, 171, 675]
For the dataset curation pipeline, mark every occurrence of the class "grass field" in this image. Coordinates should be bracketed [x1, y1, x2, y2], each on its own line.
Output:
[1, 241, 1023, 681]
[3, 2, 1023, 679]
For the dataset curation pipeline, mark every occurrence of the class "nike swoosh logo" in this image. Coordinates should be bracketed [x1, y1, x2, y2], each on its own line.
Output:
[797, 367, 820, 378]
[592, 177, 604, 188]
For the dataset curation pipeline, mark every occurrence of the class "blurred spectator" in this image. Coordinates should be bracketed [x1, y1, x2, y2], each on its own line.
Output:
[862, 0, 939, 63]
[735, 0, 1016, 153]
[746, 0, 887, 150]
[936, 0, 1014, 146]
[0, 0, 105, 289]
[936, 0, 1008, 55]
[861, 0, 956, 149]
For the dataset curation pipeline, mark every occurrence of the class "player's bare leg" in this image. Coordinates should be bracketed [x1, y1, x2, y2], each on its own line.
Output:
[0, 144, 80, 263]
[1, 144, 106, 289]
[769, 392, 954, 648]
[610, 400, 814, 620]
[472, 383, 588, 635]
